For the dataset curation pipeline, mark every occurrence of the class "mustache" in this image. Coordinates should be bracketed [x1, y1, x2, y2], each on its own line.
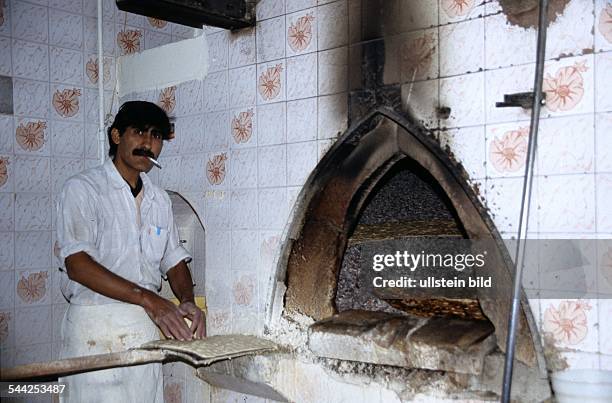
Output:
[132, 148, 155, 159]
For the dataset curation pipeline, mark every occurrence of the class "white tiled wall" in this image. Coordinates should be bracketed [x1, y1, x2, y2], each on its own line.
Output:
[2, 0, 612, 399]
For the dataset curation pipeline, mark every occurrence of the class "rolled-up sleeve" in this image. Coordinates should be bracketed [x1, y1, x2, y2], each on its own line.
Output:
[159, 202, 192, 276]
[56, 178, 100, 263]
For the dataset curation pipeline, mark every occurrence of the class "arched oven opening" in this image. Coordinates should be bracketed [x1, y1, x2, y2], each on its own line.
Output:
[274, 110, 549, 391]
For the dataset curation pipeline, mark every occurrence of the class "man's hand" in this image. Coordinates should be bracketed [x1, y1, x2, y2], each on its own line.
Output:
[140, 289, 193, 341]
[178, 301, 206, 338]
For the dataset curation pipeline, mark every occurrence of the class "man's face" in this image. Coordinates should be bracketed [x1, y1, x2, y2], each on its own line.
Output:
[111, 126, 163, 173]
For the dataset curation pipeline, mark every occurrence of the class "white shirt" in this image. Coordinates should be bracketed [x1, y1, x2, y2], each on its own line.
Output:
[56, 158, 192, 305]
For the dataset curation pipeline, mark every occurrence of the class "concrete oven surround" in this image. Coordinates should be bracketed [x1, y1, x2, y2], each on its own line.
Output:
[198, 109, 552, 402]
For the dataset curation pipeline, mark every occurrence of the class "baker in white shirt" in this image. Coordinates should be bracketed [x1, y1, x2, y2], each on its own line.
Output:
[55, 101, 205, 403]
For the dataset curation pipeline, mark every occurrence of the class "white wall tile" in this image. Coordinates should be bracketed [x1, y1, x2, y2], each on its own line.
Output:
[157, 155, 181, 191]
[230, 188, 258, 229]
[597, 174, 612, 232]
[50, 47, 83, 86]
[13, 79, 51, 118]
[287, 97, 317, 143]
[51, 158, 83, 194]
[439, 0, 483, 25]
[176, 79, 204, 116]
[229, 65, 257, 108]
[0, 116, 13, 155]
[14, 269, 52, 307]
[230, 148, 257, 188]
[231, 271, 258, 310]
[257, 61, 286, 104]
[0, 271, 14, 309]
[484, 12, 535, 70]
[230, 107, 257, 148]
[51, 85, 84, 122]
[542, 55, 594, 118]
[486, 176, 536, 234]
[49, 8, 83, 50]
[317, 0, 348, 51]
[595, 0, 612, 52]
[230, 230, 258, 271]
[0, 193, 13, 232]
[287, 0, 316, 14]
[51, 121, 83, 158]
[287, 140, 317, 186]
[257, 102, 286, 146]
[179, 154, 206, 193]
[256, 16, 286, 63]
[12, 40, 49, 82]
[538, 174, 595, 233]
[15, 194, 52, 231]
[286, 8, 317, 57]
[439, 18, 484, 77]
[440, 72, 485, 128]
[204, 111, 230, 151]
[317, 93, 347, 139]
[537, 115, 594, 176]
[14, 231, 51, 269]
[203, 71, 228, 112]
[114, 25, 144, 56]
[0, 37, 10, 77]
[596, 112, 612, 173]
[318, 47, 347, 95]
[15, 305, 52, 346]
[256, 0, 285, 21]
[207, 30, 230, 73]
[0, 232, 15, 269]
[13, 117, 51, 157]
[13, 156, 50, 192]
[258, 144, 286, 187]
[545, 0, 594, 60]
[287, 52, 317, 100]
[203, 193, 228, 232]
[49, 0, 82, 13]
[258, 188, 287, 230]
[206, 231, 230, 272]
[177, 115, 206, 155]
[229, 27, 256, 68]
[595, 52, 612, 113]
[12, 1, 48, 43]
[485, 122, 530, 178]
[439, 125, 486, 180]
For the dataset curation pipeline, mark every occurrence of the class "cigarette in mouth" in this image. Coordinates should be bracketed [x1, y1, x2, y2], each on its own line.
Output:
[133, 149, 162, 169]
[147, 156, 162, 169]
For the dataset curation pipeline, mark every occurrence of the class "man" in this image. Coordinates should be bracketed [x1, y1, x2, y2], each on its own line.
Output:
[56, 101, 205, 403]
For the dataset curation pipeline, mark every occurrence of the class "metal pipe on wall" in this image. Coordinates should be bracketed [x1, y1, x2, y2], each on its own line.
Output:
[501, 0, 549, 401]
[97, 0, 105, 164]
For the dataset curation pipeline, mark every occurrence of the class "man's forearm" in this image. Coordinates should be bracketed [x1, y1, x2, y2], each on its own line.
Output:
[64, 251, 153, 306]
[166, 261, 195, 303]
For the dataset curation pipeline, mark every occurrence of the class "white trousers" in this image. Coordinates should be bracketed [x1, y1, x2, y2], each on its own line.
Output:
[59, 303, 164, 403]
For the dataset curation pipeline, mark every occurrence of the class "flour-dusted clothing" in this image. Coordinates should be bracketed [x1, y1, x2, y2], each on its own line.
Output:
[56, 158, 192, 305]
[58, 303, 163, 403]
[55, 158, 192, 402]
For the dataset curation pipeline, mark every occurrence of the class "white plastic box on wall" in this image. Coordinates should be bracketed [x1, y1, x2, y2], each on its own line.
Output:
[116, 34, 209, 97]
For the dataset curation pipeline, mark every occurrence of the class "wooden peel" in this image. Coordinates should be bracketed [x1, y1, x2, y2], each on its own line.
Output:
[0, 335, 278, 381]
[0, 350, 167, 381]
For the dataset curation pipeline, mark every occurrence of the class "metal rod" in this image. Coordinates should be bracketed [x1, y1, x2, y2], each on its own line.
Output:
[0, 350, 166, 381]
[501, 0, 549, 401]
